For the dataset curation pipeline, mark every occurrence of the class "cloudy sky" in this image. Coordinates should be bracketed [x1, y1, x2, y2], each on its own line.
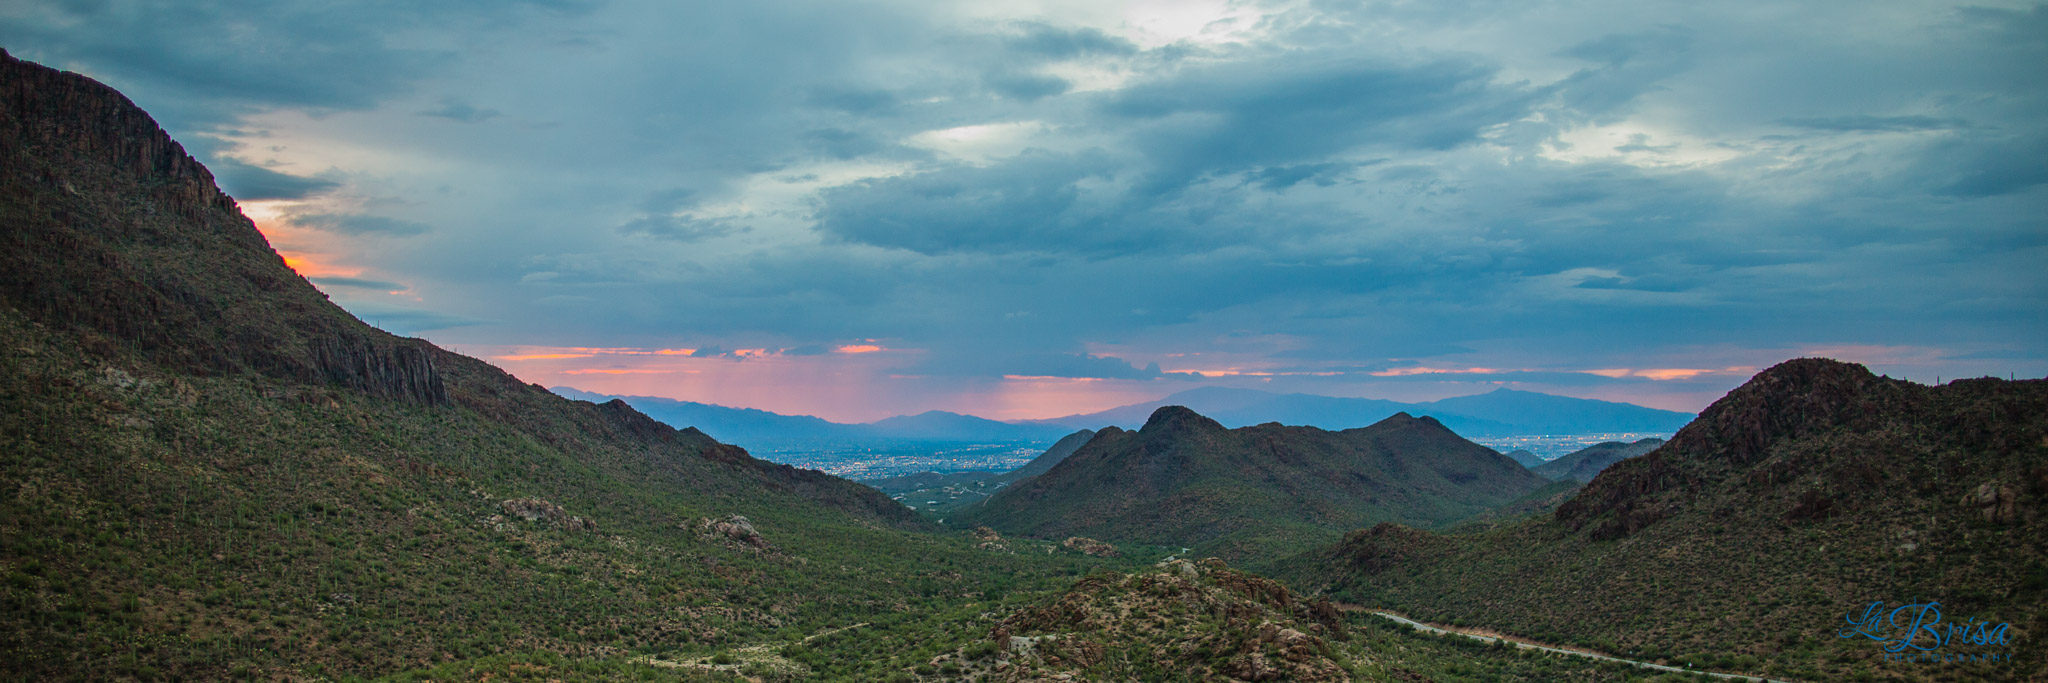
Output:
[6, 0, 2043, 421]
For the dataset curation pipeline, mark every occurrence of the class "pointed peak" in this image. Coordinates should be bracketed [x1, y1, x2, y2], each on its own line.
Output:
[1142, 405, 1225, 434]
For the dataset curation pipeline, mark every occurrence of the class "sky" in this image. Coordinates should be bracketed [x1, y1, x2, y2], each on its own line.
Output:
[4, 0, 2044, 422]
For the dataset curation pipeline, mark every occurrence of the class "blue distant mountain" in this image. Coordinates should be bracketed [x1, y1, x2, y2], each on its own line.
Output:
[553, 384, 1694, 451]
[548, 388, 1072, 445]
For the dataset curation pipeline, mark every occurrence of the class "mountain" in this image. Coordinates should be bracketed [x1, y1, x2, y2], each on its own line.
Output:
[1502, 449, 1544, 467]
[1528, 437, 1663, 482]
[1283, 359, 2048, 681]
[862, 409, 1071, 441]
[551, 388, 1072, 445]
[995, 428, 1095, 483]
[1416, 388, 1694, 435]
[0, 50, 1136, 680]
[1030, 386, 1692, 436]
[956, 406, 1551, 562]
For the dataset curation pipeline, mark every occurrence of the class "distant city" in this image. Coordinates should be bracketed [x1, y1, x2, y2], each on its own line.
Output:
[1468, 433, 1677, 461]
[753, 440, 1050, 480]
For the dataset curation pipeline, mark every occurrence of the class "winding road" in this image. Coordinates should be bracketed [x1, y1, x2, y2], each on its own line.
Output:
[1368, 611, 1799, 683]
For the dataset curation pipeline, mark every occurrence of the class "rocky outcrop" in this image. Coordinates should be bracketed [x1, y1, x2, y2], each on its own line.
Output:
[972, 526, 1008, 551]
[1965, 481, 2023, 524]
[498, 498, 597, 532]
[1060, 536, 1118, 558]
[313, 336, 447, 405]
[696, 514, 767, 548]
[975, 559, 1350, 682]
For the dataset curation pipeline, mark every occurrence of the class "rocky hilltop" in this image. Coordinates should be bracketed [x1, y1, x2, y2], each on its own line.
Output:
[1286, 358, 2048, 682]
[957, 405, 1549, 563]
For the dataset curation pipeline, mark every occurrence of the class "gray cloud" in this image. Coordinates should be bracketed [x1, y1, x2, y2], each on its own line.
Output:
[418, 100, 502, 122]
[292, 213, 432, 236]
[9, 0, 2041, 411]
[310, 276, 408, 291]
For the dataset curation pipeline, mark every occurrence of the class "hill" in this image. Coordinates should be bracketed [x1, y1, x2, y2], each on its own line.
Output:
[956, 406, 1550, 563]
[1030, 386, 1692, 437]
[0, 49, 1134, 680]
[1502, 449, 1544, 468]
[1528, 438, 1664, 482]
[1283, 359, 2048, 682]
[995, 428, 1096, 483]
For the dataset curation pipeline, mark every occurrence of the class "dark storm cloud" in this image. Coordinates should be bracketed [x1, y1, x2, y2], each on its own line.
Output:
[208, 158, 341, 200]
[9, 0, 2040, 404]
[291, 213, 432, 236]
[310, 276, 409, 291]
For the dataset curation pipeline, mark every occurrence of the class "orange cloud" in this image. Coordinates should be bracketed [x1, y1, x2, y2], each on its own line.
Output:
[562, 368, 678, 375]
[498, 353, 595, 361]
[279, 252, 359, 279]
[836, 344, 884, 354]
[1585, 366, 1754, 381]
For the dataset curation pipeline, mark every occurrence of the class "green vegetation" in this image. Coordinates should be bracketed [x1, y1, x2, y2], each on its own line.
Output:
[3, 48, 2035, 683]
[1284, 360, 2048, 682]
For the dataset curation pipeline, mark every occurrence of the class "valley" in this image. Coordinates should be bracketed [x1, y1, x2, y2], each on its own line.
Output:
[1, 46, 2038, 683]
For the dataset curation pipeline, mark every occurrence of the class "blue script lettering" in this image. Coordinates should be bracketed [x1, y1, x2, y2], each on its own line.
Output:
[1841, 600, 2014, 654]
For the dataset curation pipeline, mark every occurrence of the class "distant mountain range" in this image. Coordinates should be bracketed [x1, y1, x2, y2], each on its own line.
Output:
[555, 385, 1695, 450]
[1026, 386, 1693, 436]
[549, 388, 1074, 445]
[955, 407, 1550, 562]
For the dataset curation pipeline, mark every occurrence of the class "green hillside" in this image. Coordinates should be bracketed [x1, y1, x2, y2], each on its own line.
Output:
[956, 406, 1550, 563]
[1284, 359, 2048, 682]
[0, 49, 1130, 681]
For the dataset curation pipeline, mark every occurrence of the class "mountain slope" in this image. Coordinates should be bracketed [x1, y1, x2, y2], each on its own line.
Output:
[1031, 386, 1691, 437]
[1283, 359, 2048, 682]
[1528, 437, 1664, 482]
[957, 406, 1550, 563]
[1502, 449, 1544, 468]
[550, 387, 845, 445]
[0, 49, 1140, 681]
[995, 428, 1095, 483]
